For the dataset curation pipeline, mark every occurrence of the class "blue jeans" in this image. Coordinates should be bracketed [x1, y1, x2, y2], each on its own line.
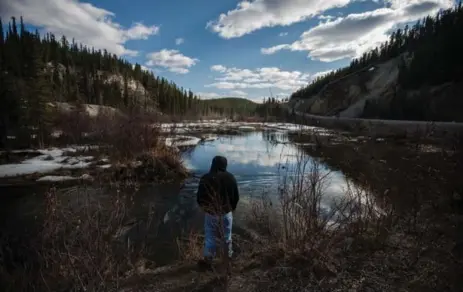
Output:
[203, 212, 233, 258]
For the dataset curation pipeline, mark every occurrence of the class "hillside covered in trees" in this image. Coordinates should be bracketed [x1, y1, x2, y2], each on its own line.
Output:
[203, 97, 257, 117]
[0, 17, 239, 147]
[290, 4, 463, 122]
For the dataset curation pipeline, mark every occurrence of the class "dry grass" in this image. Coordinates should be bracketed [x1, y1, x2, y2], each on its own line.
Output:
[235, 129, 463, 291]
[0, 186, 156, 292]
[176, 231, 204, 262]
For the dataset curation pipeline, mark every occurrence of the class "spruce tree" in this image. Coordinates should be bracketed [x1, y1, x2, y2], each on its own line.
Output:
[28, 35, 51, 147]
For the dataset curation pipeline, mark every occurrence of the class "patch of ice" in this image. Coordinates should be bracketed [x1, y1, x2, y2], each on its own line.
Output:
[0, 146, 95, 177]
[263, 123, 325, 133]
[98, 164, 112, 169]
[294, 142, 316, 146]
[36, 173, 94, 182]
[238, 126, 256, 131]
[63, 156, 94, 165]
[36, 175, 77, 182]
[160, 121, 227, 133]
[71, 145, 99, 152]
[165, 136, 201, 147]
[420, 145, 440, 153]
[51, 130, 63, 138]
[201, 135, 218, 142]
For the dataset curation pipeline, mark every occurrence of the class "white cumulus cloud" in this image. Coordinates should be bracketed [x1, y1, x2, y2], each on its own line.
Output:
[197, 92, 223, 99]
[207, 0, 353, 39]
[146, 49, 198, 74]
[229, 90, 248, 97]
[261, 0, 453, 62]
[205, 65, 312, 91]
[0, 0, 160, 57]
[175, 38, 185, 45]
[124, 22, 159, 41]
[211, 65, 228, 72]
[197, 90, 248, 99]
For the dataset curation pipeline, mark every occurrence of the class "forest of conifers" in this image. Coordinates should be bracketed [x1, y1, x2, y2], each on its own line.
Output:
[290, 4, 463, 121]
[0, 16, 243, 146]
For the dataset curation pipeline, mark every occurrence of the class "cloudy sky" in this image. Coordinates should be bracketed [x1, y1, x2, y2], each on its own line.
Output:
[0, 0, 454, 101]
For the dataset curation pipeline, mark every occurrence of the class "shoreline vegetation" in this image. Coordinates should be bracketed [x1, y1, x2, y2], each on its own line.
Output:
[1, 118, 462, 291]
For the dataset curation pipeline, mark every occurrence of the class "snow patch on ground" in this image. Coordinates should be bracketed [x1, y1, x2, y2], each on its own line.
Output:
[160, 121, 331, 135]
[98, 164, 112, 169]
[36, 174, 94, 182]
[0, 146, 98, 177]
[238, 126, 256, 131]
[164, 136, 202, 147]
[36, 175, 76, 182]
[201, 135, 218, 142]
[51, 130, 63, 138]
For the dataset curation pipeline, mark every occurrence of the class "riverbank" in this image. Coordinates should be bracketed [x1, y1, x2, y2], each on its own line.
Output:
[287, 107, 463, 142]
[123, 130, 463, 292]
[0, 111, 193, 186]
[1, 122, 461, 291]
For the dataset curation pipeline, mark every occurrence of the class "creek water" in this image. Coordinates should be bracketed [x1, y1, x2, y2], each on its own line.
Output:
[176, 131, 350, 220]
[0, 128, 354, 266]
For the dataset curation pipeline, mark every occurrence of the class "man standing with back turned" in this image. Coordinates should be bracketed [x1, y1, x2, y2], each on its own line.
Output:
[196, 156, 240, 269]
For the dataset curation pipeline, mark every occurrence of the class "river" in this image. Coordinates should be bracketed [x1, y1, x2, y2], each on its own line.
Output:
[0, 126, 356, 266]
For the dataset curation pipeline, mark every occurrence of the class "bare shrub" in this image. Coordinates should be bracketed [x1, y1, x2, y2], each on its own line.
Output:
[245, 132, 397, 256]
[176, 231, 203, 262]
[247, 192, 280, 239]
[39, 187, 144, 291]
[0, 186, 155, 292]
[52, 106, 169, 161]
[92, 112, 162, 161]
[277, 154, 335, 249]
[52, 105, 93, 144]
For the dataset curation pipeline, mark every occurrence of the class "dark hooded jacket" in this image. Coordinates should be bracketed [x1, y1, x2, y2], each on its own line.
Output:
[197, 156, 240, 215]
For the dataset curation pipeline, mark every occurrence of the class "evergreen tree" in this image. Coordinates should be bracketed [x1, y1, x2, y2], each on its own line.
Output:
[290, 4, 463, 121]
[0, 16, 256, 148]
[27, 34, 51, 147]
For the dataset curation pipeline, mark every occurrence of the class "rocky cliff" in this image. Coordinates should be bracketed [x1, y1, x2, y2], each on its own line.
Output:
[288, 54, 412, 118]
[288, 52, 463, 122]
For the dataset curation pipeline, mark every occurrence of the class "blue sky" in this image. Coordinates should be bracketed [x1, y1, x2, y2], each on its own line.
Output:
[1, 0, 454, 101]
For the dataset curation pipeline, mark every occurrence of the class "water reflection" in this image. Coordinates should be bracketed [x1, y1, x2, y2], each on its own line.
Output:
[183, 131, 349, 201]
[186, 132, 294, 172]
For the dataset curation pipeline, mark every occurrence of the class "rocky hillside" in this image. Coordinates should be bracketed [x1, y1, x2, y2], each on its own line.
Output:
[289, 5, 463, 122]
[45, 61, 155, 111]
[289, 54, 408, 118]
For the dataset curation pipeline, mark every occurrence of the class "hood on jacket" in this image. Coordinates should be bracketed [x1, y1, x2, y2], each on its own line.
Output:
[209, 156, 227, 173]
